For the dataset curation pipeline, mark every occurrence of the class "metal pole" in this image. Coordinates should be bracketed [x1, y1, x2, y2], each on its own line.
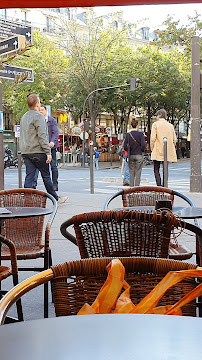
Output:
[62, 124, 65, 166]
[163, 137, 168, 188]
[190, 36, 201, 192]
[0, 82, 4, 190]
[17, 151, 22, 188]
[110, 136, 112, 167]
[90, 141, 94, 194]
[82, 131, 85, 167]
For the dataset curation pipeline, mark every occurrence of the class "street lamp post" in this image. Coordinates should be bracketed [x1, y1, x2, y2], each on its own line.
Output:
[190, 36, 201, 192]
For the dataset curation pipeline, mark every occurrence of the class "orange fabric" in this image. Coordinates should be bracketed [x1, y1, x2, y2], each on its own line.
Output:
[78, 259, 202, 316]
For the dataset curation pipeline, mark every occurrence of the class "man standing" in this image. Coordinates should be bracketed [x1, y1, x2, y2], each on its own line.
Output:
[20, 94, 68, 204]
[150, 109, 177, 186]
[34, 105, 59, 191]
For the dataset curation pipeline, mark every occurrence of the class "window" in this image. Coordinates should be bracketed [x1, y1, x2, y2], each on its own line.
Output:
[20, 10, 27, 23]
[46, 17, 54, 33]
[0, 9, 6, 19]
[4, 112, 12, 131]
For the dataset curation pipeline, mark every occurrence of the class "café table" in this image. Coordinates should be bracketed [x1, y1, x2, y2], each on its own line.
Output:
[0, 314, 202, 360]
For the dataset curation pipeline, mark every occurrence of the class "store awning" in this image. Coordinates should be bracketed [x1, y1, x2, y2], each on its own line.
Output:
[0, 0, 200, 9]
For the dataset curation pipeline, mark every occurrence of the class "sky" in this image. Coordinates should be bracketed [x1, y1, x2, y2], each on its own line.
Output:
[94, 3, 202, 28]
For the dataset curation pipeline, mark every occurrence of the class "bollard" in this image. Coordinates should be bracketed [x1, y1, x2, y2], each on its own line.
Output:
[163, 137, 168, 188]
[90, 141, 94, 194]
[17, 151, 23, 188]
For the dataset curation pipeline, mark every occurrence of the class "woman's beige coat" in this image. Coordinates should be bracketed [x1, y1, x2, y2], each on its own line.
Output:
[150, 118, 177, 162]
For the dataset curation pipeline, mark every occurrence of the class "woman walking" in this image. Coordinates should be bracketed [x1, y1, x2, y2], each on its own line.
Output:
[124, 118, 146, 187]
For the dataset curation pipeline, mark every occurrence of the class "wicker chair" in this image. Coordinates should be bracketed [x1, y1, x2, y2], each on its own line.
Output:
[103, 186, 199, 263]
[0, 188, 57, 318]
[103, 186, 195, 210]
[0, 234, 23, 322]
[60, 209, 200, 260]
[0, 257, 200, 324]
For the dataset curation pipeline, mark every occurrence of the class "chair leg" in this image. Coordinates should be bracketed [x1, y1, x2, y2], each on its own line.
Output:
[49, 249, 53, 268]
[13, 274, 24, 321]
[44, 250, 49, 318]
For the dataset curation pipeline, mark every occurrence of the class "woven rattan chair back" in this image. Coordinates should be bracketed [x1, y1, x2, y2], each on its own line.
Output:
[122, 186, 174, 207]
[63, 210, 178, 259]
[51, 257, 198, 318]
[0, 189, 57, 318]
[0, 189, 46, 258]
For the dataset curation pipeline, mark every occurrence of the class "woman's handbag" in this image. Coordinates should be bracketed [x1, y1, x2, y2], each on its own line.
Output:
[116, 145, 123, 157]
[78, 259, 202, 316]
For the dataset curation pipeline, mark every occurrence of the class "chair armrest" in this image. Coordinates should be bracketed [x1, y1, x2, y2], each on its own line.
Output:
[60, 218, 77, 245]
[44, 193, 58, 247]
[0, 235, 18, 276]
[103, 190, 123, 210]
[172, 190, 199, 227]
[180, 220, 202, 266]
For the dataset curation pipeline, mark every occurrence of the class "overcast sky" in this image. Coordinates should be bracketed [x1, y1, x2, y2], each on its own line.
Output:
[94, 3, 202, 28]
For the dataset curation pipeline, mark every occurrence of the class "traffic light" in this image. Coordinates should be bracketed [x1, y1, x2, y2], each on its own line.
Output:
[130, 78, 136, 91]
[84, 118, 90, 131]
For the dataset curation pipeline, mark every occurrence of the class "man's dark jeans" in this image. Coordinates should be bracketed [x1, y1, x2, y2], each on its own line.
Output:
[33, 148, 58, 191]
[23, 153, 58, 200]
[50, 148, 58, 190]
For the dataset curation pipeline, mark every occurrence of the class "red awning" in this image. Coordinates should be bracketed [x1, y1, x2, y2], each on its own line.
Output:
[0, 0, 201, 9]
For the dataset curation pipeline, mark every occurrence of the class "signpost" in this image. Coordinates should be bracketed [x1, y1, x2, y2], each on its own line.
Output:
[14, 125, 20, 138]
[0, 19, 32, 43]
[0, 65, 34, 82]
[0, 35, 26, 56]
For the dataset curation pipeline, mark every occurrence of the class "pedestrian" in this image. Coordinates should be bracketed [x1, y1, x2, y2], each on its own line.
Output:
[20, 94, 68, 204]
[93, 147, 100, 170]
[72, 143, 77, 167]
[33, 104, 60, 191]
[56, 149, 62, 167]
[122, 140, 130, 186]
[150, 109, 177, 186]
[124, 118, 146, 187]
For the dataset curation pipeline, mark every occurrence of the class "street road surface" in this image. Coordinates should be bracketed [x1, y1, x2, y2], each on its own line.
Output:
[4, 160, 193, 194]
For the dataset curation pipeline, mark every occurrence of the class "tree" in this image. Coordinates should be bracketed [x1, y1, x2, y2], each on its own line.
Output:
[2, 30, 69, 122]
[57, 10, 138, 142]
[152, 13, 202, 54]
[131, 46, 191, 141]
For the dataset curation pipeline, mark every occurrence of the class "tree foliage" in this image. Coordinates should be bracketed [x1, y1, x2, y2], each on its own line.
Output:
[153, 13, 202, 54]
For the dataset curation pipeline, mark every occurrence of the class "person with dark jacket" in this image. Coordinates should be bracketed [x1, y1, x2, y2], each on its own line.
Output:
[124, 118, 146, 187]
[33, 105, 60, 191]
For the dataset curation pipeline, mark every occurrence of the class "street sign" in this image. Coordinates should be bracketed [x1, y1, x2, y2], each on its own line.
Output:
[0, 65, 34, 82]
[80, 131, 89, 140]
[0, 35, 26, 56]
[60, 113, 67, 123]
[0, 19, 32, 43]
[15, 125, 20, 137]
[14, 125, 20, 133]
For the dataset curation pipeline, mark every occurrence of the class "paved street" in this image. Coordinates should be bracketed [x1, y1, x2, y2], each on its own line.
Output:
[4, 158, 195, 194]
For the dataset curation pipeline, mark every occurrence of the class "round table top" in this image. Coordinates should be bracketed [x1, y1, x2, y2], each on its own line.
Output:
[0, 207, 52, 220]
[116, 206, 202, 219]
[0, 314, 202, 360]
